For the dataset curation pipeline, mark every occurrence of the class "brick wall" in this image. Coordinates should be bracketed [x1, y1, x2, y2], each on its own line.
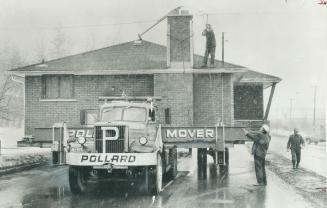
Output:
[25, 72, 238, 141]
[167, 16, 192, 62]
[193, 73, 234, 126]
[154, 74, 193, 126]
[25, 75, 153, 140]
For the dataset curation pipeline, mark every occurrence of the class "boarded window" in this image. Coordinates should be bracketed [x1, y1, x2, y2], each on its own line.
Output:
[59, 76, 74, 98]
[42, 75, 74, 99]
[164, 108, 171, 124]
[234, 85, 263, 120]
[80, 109, 98, 125]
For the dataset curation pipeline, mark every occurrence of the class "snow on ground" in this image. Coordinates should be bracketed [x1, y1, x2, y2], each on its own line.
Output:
[0, 147, 51, 169]
[0, 127, 50, 170]
[1, 147, 51, 156]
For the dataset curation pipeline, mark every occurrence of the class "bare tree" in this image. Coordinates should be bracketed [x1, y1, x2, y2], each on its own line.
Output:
[50, 23, 70, 59]
[35, 36, 47, 63]
[0, 46, 25, 125]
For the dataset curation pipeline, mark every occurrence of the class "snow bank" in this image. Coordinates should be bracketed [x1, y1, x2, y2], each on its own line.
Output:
[0, 147, 51, 174]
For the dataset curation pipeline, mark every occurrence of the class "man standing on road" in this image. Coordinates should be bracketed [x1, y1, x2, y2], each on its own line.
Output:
[287, 128, 305, 169]
[201, 24, 216, 68]
[243, 124, 271, 186]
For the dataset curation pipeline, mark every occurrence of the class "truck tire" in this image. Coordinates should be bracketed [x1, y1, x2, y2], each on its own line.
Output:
[167, 147, 178, 180]
[69, 166, 88, 194]
[153, 153, 163, 195]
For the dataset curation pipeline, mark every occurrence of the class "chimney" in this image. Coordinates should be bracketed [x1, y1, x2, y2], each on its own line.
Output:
[167, 9, 193, 68]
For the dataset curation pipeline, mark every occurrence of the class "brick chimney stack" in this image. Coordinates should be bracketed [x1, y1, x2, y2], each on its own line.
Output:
[167, 9, 193, 68]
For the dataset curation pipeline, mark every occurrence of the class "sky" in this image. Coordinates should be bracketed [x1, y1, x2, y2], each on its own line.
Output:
[0, 0, 326, 120]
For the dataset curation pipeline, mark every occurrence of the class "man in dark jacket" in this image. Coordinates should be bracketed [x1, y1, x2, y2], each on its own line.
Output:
[243, 124, 271, 186]
[202, 24, 216, 67]
[287, 128, 305, 169]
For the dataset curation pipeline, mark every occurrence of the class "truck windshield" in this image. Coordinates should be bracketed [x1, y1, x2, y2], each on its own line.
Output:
[102, 107, 146, 122]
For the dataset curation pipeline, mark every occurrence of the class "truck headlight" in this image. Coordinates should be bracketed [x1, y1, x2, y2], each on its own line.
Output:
[77, 137, 86, 145]
[139, 137, 148, 145]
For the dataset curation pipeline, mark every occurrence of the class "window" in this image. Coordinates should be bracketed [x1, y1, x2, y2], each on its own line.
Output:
[102, 107, 123, 122]
[101, 107, 147, 122]
[42, 75, 74, 99]
[123, 107, 146, 122]
[164, 108, 171, 124]
[80, 109, 98, 125]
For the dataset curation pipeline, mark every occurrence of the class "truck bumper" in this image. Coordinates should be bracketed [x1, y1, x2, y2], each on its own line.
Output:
[66, 152, 157, 166]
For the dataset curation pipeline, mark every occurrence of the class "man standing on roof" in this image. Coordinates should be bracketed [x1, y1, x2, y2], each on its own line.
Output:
[202, 24, 216, 68]
[243, 124, 271, 186]
[287, 128, 305, 169]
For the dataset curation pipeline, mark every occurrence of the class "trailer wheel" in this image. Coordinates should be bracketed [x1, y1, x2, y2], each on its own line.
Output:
[69, 166, 88, 194]
[168, 147, 178, 180]
[153, 153, 163, 195]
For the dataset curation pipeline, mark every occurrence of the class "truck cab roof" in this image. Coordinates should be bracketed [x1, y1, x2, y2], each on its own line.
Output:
[100, 101, 151, 110]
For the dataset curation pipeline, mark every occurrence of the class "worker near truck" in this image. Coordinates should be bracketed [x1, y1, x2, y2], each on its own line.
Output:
[287, 128, 305, 169]
[201, 24, 216, 68]
[243, 124, 271, 186]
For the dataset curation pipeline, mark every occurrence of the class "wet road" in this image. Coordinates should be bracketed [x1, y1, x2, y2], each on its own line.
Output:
[0, 145, 317, 208]
[269, 135, 326, 176]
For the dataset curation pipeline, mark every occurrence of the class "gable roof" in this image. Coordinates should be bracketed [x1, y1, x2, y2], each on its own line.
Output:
[10, 40, 281, 86]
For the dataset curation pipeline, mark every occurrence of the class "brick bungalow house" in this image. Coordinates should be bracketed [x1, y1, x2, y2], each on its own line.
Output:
[10, 9, 281, 146]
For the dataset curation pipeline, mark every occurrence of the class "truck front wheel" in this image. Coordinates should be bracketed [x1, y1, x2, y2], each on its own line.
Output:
[69, 166, 89, 194]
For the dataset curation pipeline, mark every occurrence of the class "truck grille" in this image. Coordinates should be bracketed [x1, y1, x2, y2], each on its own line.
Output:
[95, 126, 126, 153]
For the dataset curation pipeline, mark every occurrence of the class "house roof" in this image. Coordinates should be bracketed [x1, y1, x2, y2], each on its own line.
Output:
[234, 69, 282, 88]
[10, 40, 281, 87]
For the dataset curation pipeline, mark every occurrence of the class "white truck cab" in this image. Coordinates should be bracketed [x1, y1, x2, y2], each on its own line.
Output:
[53, 99, 177, 195]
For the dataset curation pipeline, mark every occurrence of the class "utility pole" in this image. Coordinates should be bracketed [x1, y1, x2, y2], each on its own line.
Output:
[222, 32, 225, 64]
[313, 85, 317, 126]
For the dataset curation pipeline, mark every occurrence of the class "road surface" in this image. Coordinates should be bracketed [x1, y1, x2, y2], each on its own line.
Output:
[0, 145, 318, 208]
[269, 134, 326, 177]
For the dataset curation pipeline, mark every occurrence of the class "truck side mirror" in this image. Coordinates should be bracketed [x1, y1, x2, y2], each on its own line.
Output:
[149, 109, 155, 122]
